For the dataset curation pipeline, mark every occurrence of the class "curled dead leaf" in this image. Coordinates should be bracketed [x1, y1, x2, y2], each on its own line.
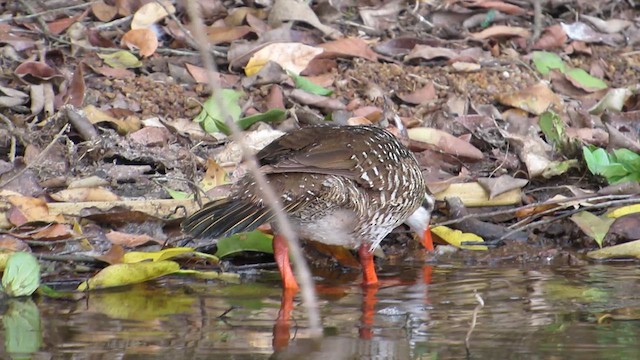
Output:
[121, 28, 158, 57]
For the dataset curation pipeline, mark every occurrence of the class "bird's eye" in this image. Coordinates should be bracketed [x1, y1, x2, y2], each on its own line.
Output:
[422, 195, 435, 212]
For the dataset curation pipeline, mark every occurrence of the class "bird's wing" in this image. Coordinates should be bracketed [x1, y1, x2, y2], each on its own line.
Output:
[256, 125, 396, 189]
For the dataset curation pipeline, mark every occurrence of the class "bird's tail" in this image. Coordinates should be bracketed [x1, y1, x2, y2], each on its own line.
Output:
[181, 198, 272, 238]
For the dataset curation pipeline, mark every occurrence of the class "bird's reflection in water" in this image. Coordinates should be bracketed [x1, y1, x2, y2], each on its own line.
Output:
[271, 265, 434, 358]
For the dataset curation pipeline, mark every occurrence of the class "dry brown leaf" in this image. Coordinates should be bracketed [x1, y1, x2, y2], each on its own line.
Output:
[245, 43, 323, 76]
[397, 82, 437, 105]
[91, 1, 118, 22]
[468, 0, 525, 15]
[121, 28, 158, 57]
[289, 89, 346, 111]
[207, 25, 253, 45]
[184, 63, 240, 86]
[268, 0, 342, 39]
[319, 38, 378, 62]
[7, 195, 64, 226]
[359, 0, 403, 30]
[50, 187, 120, 202]
[131, 0, 175, 29]
[32, 223, 74, 240]
[531, 24, 567, 50]
[407, 127, 483, 161]
[224, 7, 267, 26]
[477, 175, 529, 199]
[90, 65, 135, 79]
[66, 63, 85, 107]
[14, 61, 63, 85]
[471, 25, 531, 40]
[0, 234, 30, 252]
[83, 104, 141, 134]
[505, 132, 553, 178]
[128, 127, 170, 146]
[498, 82, 562, 115]
[405, 45, 458, 61]
[106, 230, 162, 247]
[96, 244, 126, 264]
[47, 9, 89, 35]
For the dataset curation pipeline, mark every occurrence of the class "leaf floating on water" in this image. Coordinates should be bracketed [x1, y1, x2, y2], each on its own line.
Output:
[1, 252, 40, 297]
[77, 260, 180, 291]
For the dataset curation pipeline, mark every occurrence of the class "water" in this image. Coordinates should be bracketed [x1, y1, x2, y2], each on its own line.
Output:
[3, 261, 640, 359]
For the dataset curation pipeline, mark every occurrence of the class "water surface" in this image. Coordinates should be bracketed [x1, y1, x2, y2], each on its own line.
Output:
[3, 261, 640, 359]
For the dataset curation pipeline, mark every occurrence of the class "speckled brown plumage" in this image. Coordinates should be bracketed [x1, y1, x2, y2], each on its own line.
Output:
[182, 125, 426, 250]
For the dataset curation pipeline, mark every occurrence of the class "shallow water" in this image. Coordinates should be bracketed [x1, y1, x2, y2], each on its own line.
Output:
[3, 260, 640, 359]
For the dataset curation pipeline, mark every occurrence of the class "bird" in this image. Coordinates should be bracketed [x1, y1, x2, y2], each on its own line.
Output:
[182, 124, 434, 291]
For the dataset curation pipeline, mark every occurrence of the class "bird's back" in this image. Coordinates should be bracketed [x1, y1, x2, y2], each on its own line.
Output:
[183, 125, 426, 249]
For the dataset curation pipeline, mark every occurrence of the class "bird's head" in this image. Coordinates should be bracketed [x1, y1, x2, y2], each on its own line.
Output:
[405, 194, 436, 251]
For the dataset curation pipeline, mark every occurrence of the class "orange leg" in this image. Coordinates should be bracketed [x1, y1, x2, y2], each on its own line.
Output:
[359, 284, 378, 339]
[421, 225, 434, 252]
[272, 287, 296, 351]
[358, 244, 378, 287]
[273, 234, 300, 292]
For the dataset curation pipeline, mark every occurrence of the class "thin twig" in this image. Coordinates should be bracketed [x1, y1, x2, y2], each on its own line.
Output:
[2, 2, 94, 22]
[37, 253, 99, 263]
[465, 290, 484, 353]
[498, 197, 640, 241]
[184, 0, 322, 337]
[432, 193, 635, 228]
[507, 194, 637, 230]
[93, 15, 133, 30]
[15, 0, 52, 37]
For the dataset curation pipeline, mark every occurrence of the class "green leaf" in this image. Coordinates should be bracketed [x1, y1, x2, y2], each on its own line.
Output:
[583, 146, 610, 175]
[165, 187, 192, 200]
[582, 146, 640, 184]
[539, 110, 565, 146]
[37, 284, 77, 299]
[289, 72, 333, 96]
[565, 68, 608, 91]
[481, 9, 496, 28]
[77, 260, 181, 291]
[97, 50, 143, 68]
[612, 148, 640, 172]
[237, 109, 286, 130]
[214, 230, 274, 258]
[532, 51, 566, 75]
[194, 90, 243, 135]
[1, 252, 40, 297]
[542, 159, 578, 178]
[599, 163, 630, 178]
[2, 300, 42, 355]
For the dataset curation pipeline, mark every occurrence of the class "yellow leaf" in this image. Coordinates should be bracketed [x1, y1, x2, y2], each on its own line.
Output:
[175, 269, 240, 283]
[77, 261, 180, 291]
[431, 226, 488, 250]
[123, 247, 195, 263]
[607, 204, 640, 218]
[200, 159, 229, 191]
